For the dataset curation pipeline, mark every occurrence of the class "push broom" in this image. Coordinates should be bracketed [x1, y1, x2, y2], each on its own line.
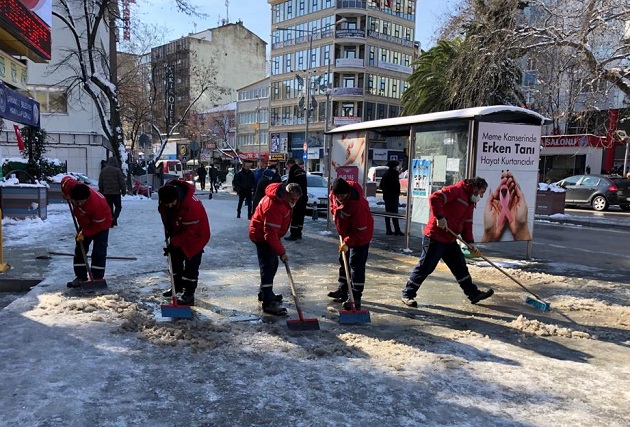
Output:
[338, 236, 371, 324]
[446, 227, 550, 311]
[67, 201, 107, 290]
[160, 237, 193, 319]
[283, 260, 320, 331]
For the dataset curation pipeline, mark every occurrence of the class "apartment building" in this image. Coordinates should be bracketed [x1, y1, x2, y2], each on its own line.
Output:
[236, 78, 272, 166]
[268, 0, 418, 173]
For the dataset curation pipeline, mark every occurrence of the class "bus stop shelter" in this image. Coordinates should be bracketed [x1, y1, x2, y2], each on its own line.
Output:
[326, 106, 550, 257]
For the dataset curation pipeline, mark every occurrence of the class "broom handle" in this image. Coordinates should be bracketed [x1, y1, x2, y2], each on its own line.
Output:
[445, 227, 544, 301]
[284, 260, 305, 321]
[165, 236, 179, 306]
[339, 236, 357, 306]
[67, 200, 94, 282]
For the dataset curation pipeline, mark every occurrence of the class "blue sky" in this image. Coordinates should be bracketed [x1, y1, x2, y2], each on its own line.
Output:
[130, 0, 461, 51]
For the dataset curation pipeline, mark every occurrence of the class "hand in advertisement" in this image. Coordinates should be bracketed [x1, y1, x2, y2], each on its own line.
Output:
[482, 171, 530, 241]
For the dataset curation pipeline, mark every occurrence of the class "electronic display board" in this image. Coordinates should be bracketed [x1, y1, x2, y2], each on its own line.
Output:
[0, 0, 52, 61]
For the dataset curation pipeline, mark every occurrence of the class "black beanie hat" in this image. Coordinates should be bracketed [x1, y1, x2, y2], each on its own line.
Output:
[332, 178, 352, 195]
[158, 185, 179, 204]
[387, 160, 399, 168]
[70, 183, 90, 201]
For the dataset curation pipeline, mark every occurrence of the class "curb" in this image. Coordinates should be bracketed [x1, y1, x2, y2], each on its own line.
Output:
[535, 216, 630, 231]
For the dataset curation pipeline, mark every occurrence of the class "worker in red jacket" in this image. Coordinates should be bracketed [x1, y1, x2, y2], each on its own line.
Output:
[401, 177, 494, 308]
[249, 182, 303, 316]
[61, 176, 112, 287]
[327, 178, 374, 310]
[158, 179, 211, 306]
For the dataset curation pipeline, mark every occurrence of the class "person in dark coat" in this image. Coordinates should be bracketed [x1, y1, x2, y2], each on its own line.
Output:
[327, 178, 374, 310]
[379, 160, 404, 236]
[232, 162, 256, 219]
[208, 165, 219, 192]
[285, 158, 308, 240]
[401, 177, 494, 308]
[61, 177, 112, 287]
[196, 165, 208, 191]
[98, 157, 126, 227]
[252, 166, 282, 211]
[249, 182, 303, 316]
[158, 179, 211, 306]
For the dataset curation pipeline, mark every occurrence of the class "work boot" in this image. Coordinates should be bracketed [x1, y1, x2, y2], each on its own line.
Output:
[342, 298, 361, 311]
[66, 277, 88, 288]
[262, 301, 287, 316]
[470, 288, 494, 304]
[237, 211, 241, 218]
[284, 235, 300, 241]
[258, 291, 283, 303]
[176, 294, 195, 306]
[401, 297, 418, 308]
[327, 289, 348, 301]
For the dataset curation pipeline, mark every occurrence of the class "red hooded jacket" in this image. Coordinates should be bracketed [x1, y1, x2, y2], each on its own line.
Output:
[158, 179, 210, 258]
[424, 180, 476, 244]
[330, 180, 374, 247]
[61, 176, 112, 237]
[249, 182, 292, 256]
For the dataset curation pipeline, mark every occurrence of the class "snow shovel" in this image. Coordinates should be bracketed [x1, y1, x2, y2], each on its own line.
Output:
[67, 201, 107, 290]
[160, 238, 193, 319]
[338, 236, 371, 324]
[446, 227, 550, 311]
[283, 260, 320, 331]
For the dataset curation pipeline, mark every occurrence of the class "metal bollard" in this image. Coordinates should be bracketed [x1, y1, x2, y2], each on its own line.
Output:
[312, 203, 318, 221]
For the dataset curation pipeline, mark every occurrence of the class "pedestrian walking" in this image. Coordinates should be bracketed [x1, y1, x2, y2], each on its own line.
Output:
[249, 182, 303, 315]
[379, 160, 404, 236]
[252, 165, 281, 211]
[327, 178, 374, 310]
[232, 162, 256, 219]
[61, 176, 112, 287]
[401, 177, 494, 308]
[98, 157, 126, 227]
[158, 179, 210, 306]
[285, 158, 308, 240]
[196, 164, 208, 191]
[208, 165, 219, 192]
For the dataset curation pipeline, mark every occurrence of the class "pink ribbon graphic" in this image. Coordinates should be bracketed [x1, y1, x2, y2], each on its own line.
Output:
[498, 185, 513, 225]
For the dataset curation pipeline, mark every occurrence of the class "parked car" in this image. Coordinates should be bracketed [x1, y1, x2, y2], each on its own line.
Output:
[554, 174, 630, 211]
[281, 173, 329, 211]
[367, 166, 388, 186]
[67, 172, 99, 189]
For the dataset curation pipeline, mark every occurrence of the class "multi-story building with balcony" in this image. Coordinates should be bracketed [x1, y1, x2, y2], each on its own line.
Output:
[268, 0, 418, 173]
[236, 78, 271, 166]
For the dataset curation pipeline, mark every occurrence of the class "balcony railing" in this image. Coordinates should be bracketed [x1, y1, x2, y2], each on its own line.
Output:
[337, 0, 367, 9]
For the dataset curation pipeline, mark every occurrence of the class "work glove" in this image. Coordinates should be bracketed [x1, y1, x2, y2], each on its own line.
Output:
[338, 243, 348, 253]
[280, 253, 289, 263]
[436, 217, 448, 229]
[76, 231, 84, 242]
[469, 245, 482, 258]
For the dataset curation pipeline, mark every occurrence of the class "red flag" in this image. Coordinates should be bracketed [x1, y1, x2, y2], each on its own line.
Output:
[13, 125, 25, 151]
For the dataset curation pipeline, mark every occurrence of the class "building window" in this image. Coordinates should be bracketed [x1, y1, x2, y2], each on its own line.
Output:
[342, 102, 354, 117]
[30, 85, 68, 114]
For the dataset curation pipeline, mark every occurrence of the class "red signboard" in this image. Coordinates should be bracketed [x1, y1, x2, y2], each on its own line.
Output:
[541, 134, 607, 148]
[336, 166, 359, 182]
[0, 0, 51, 61]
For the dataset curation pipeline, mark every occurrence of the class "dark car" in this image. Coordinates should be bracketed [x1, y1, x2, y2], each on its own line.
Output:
[555, 174, 630, 211]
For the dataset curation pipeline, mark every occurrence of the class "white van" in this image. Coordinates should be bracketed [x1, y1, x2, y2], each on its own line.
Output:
[367, 166, 389, 184]
[155, 160, 183, 178]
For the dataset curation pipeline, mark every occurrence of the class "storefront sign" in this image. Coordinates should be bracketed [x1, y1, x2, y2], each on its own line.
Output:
[0, 50, 27, 90]
[0, 81, 39, 127]
[541, 134, 606, 148]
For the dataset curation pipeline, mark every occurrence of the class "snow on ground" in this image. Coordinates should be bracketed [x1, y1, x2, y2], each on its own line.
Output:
[0, 192, 629, 426]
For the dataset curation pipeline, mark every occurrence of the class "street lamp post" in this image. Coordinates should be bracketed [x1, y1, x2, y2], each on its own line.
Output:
[255, 94, 261, 165]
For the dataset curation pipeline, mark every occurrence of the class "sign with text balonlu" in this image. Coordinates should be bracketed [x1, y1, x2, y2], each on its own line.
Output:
[474, 122, 541, 243]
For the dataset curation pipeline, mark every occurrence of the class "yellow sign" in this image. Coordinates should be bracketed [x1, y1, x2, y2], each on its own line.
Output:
[0, 50, 27, 91]
[253, 123, 259, 131]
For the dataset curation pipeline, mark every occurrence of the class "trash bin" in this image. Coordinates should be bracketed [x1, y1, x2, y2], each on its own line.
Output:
[536, 190, 566, 215]
[365, 182, 377, 197]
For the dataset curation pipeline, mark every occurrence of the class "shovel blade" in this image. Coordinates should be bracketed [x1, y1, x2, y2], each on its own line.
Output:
[339, 309, 371, 324]
[525, 296, 551, 312]
[161, 303, 193, 319]
[81, 279, 108, 290]
[287, 318, 320, 331]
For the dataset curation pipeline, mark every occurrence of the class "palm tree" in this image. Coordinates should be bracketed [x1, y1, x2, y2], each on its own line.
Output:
[401, 38, 464, 116]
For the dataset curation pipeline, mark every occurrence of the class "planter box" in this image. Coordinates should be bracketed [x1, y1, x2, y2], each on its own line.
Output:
[0, 186, 48, 220]
[535, 190, 566, 215]
[47, 182, 66, 204]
